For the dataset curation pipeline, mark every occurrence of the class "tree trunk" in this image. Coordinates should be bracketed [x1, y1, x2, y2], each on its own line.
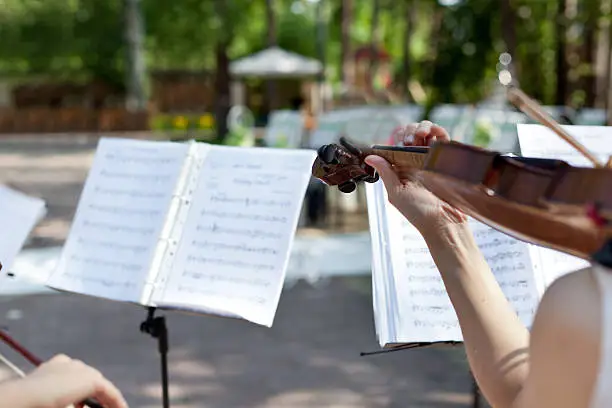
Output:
[123, 0, 147, 111]
[214, 41, 231, 141]
[368, 0, 381, 92]
[607, 11, 612, 123]
[340, 0, 353, 87]
[595, 0, 611, 108]
[401, 0, 414, 100]
[555, 0, 568, 106]
[500, 0, 518, 77]
[581, 0, 598, 106]
[214, 0, 232, 141]
[265, 0, 277, 112]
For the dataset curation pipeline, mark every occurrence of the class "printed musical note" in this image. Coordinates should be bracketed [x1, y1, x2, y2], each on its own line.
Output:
[195, 223, 283, 240]
[47, 138, 190, 303]
[209, 193, 291, 208]
[199, 210, 288, 224]
[154, 145, 316, 327]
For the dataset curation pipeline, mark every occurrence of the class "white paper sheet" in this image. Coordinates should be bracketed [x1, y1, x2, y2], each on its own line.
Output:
[0, 185, 46, 273]
[154, 145, 316, 327]
[46, 138, 189, 303]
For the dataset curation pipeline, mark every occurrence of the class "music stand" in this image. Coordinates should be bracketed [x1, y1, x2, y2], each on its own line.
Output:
[139, 307, 170, 408]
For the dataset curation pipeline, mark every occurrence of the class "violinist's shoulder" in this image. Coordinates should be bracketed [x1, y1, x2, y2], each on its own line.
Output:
[516, 267, 601, 408]
[534, 267, 600, 336]
[537, 267, 600, 328]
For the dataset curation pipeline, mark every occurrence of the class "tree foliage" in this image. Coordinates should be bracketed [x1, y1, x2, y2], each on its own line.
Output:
[0, 0, 608, 107]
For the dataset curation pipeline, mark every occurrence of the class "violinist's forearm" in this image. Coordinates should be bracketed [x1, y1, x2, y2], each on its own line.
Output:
[422, 223, 530, 408]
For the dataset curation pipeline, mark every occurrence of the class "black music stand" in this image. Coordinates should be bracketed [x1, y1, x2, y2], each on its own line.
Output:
[140, 307, 170, 408]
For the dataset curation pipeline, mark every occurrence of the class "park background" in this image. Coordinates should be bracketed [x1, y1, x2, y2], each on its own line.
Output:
[0, 0, 610, 407]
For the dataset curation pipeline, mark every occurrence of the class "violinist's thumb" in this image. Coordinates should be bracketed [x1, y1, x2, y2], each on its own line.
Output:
[365, 155, 400, 190]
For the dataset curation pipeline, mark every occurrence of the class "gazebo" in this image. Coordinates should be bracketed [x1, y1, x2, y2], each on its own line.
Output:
[229, 46, 324, 112]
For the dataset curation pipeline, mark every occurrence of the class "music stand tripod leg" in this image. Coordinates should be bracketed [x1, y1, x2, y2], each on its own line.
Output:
[140, 307, 170, 408]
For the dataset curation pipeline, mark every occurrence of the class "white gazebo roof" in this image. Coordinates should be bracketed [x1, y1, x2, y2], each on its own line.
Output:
[230, 46, 322, 78]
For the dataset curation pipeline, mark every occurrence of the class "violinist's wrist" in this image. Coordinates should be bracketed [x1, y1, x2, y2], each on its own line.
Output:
[416, 215, 469, 242]
[420, 221, 481, 264]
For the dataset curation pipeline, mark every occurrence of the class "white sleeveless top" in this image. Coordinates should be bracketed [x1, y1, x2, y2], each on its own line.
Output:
[590, 264, 612, 407]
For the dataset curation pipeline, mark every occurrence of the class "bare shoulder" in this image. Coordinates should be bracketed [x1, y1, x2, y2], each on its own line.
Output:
[514, 268, 601, 407]
[538, 268, 601, 331]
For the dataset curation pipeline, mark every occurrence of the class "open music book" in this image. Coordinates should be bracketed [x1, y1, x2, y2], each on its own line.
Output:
[365, 123, 610, 347]
[45, 138, 316, 327]
[0, 185, 46, 273]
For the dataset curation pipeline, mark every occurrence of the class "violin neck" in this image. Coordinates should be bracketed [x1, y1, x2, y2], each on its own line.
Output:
[370, 145, 429, 176]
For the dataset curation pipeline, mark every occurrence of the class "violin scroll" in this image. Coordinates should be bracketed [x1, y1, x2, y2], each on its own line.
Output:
[312, 137, 379, 193]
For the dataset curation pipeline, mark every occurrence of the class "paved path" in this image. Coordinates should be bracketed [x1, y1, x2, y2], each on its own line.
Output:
[0, 140, 477, 407]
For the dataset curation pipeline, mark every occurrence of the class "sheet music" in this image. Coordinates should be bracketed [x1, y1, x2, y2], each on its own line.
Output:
[517, 124, 611, 166]
[517, 124, 603, 283]
[47, 138, 189, 303]
[469, 220, 540, 327]
[377, 189, 540, 343]
[0, 185, 46, 273]
[154, 145, 316, 327]
[365, 182, 394, 345]
[385, 209, 462, 342]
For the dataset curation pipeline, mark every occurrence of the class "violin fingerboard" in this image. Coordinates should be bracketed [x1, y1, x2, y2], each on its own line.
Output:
[372, 148, 427, 176]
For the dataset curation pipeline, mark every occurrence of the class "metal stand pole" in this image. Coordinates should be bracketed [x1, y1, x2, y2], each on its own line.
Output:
[140, 307, 170, 408]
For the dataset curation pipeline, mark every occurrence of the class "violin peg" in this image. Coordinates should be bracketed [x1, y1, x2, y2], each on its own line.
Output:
[317, 145, 338, 165]
[363, 173, 380, 183]
[338, 181, 357, 193]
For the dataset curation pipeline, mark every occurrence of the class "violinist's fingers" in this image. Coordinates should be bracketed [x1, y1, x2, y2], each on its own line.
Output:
[91, 376, 128, 408]
[45, 353, 72, 366]
[365, 155, 401, 191]
[414, 120, 433, 146]
[399, 123, 418, 146]
[428, 124, 450, 143]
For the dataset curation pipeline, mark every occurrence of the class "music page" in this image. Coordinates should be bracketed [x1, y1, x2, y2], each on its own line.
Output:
[0, 185, 46, 272]
[517, 124, 611, 167]
[385, 205, 461, 342]
[383, 199, 540, 343]
[468, 220, 541, 327]
[517, 124, 602, 284]
[365, 182, 394, 344]
[153, 145, 316, 327]
[47, 138, 189, 303]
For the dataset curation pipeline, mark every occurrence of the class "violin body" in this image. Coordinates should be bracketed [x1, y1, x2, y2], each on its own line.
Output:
[312, 137, 612, 260]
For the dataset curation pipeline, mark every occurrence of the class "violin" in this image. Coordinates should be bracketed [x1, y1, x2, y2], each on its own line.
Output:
[311, 86, 612, 262]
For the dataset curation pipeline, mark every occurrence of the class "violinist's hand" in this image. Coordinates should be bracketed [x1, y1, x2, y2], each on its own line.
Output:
[4, 354, 128, 408]
[365, 120, 467, 234]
